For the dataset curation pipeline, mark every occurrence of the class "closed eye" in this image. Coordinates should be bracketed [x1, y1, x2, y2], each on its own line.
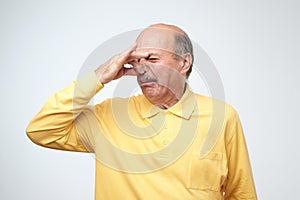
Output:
[147, 55, 159, 61]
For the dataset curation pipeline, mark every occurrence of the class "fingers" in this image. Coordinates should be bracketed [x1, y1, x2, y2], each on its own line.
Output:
[121, 48, 149, 76]
[123, 68, 138, 76]
[118, 43, 138, 63]
[126, 51, 149, 67]
[95, 44, 150, 84]
[121, 45, 149, 65]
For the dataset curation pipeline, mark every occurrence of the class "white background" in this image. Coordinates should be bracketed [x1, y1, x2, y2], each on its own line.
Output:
[1, 0, 299, 199]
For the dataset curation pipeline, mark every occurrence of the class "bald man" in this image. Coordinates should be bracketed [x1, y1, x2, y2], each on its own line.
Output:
[27, 24, 257, 200]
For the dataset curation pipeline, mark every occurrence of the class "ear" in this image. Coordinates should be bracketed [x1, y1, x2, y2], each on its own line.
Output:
[179, 53, 192, 77]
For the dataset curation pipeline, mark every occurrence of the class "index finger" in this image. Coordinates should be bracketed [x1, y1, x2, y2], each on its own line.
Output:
[121, 43, 137, 58]
[126, 50, 149, 66]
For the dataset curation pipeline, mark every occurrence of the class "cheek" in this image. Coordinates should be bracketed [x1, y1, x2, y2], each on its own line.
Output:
[151, 62, 180, 77]
[155, 67, 183, 86]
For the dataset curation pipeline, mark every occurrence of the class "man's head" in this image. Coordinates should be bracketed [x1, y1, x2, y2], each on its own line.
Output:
[148, 24, 194, 78]
[135, 24, 194, 78]
[132, 23, 194, 108]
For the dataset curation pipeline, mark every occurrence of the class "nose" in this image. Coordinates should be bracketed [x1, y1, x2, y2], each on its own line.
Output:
[138, 57, 147, 64]
[130, 57, 147, 68]
[134, 65, 148, 75]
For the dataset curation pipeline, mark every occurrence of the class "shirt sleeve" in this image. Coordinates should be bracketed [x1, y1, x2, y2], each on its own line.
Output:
[224, 110, 258, 200]
[26, 72, 103, 152]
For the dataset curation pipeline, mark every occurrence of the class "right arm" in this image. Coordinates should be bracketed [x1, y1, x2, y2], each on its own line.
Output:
[26, 72, 102, 152]
[26, 45, 149, 152]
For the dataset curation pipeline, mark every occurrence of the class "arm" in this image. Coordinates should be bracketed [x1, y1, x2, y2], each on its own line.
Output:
[26, 45, 149, 152]
[224, 111, 257, 200]
[26, 72, 102, 152]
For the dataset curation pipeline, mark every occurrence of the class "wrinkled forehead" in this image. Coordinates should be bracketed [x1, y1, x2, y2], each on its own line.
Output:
[135, 27, 176, 53]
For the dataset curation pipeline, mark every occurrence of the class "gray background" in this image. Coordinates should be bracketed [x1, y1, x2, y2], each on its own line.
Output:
[1, 0, 299, 199]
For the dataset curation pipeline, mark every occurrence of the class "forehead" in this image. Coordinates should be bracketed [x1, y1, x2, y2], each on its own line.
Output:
[136, 27, 176, 53]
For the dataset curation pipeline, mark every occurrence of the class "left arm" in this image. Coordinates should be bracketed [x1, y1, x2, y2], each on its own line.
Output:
[224, 111, 257, 199]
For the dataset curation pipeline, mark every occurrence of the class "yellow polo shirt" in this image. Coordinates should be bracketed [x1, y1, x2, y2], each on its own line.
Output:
[27, 72, 257, 200]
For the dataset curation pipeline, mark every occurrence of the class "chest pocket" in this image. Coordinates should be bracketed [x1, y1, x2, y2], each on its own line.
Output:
[187, 152, 227, 192]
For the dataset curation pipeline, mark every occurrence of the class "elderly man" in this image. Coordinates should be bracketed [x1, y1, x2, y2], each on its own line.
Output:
[27, 24, 257, 199]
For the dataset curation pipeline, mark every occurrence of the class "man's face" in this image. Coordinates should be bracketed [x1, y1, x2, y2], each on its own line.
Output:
[132, 27, 186, 106]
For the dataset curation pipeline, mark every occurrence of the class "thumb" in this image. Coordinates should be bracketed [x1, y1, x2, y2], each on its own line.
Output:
[123, 68, 138, 76]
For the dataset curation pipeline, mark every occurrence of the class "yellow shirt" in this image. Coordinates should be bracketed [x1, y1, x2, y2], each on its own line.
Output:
[27, 72, 257, 200]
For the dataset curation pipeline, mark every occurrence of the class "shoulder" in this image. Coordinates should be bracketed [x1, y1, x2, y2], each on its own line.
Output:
[193, 93, 239, 119]
[94, 94, 145, 110]
[193, 94, 244, 143]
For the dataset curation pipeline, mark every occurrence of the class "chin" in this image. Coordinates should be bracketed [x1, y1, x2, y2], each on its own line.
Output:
[141, 84, 163, 99]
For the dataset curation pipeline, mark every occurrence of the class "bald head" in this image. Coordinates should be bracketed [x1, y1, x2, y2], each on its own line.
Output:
[136, 23, 194, 78]
[148, 23, 188, 36]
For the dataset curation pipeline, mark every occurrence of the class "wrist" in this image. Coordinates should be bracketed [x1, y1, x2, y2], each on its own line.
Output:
[94, 69, 107, 85]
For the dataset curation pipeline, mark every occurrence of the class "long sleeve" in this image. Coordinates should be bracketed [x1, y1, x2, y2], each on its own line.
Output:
[26, 72, 103, 152]
[224, 111, 257, 200]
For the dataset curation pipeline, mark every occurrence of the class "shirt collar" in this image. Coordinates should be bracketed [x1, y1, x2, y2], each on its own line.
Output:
[139, 85, 196, 120]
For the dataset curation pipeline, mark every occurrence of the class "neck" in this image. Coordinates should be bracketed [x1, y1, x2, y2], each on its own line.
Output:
[156, 98, 179, 109]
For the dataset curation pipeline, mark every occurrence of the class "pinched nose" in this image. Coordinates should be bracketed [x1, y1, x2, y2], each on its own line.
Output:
[130, 57, 148, 67]
[138, 57, 148, 64]
[134, 65, 149, 75]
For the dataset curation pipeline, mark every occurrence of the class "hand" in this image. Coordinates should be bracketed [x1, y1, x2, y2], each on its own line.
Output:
[95, 45, 149, 84]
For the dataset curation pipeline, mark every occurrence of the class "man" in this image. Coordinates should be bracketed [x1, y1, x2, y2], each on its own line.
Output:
[27, 24, 257, 199]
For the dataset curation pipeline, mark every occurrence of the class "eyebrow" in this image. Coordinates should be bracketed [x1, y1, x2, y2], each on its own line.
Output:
[148, 53, 160, 57]
[146, 52, 161, 58]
